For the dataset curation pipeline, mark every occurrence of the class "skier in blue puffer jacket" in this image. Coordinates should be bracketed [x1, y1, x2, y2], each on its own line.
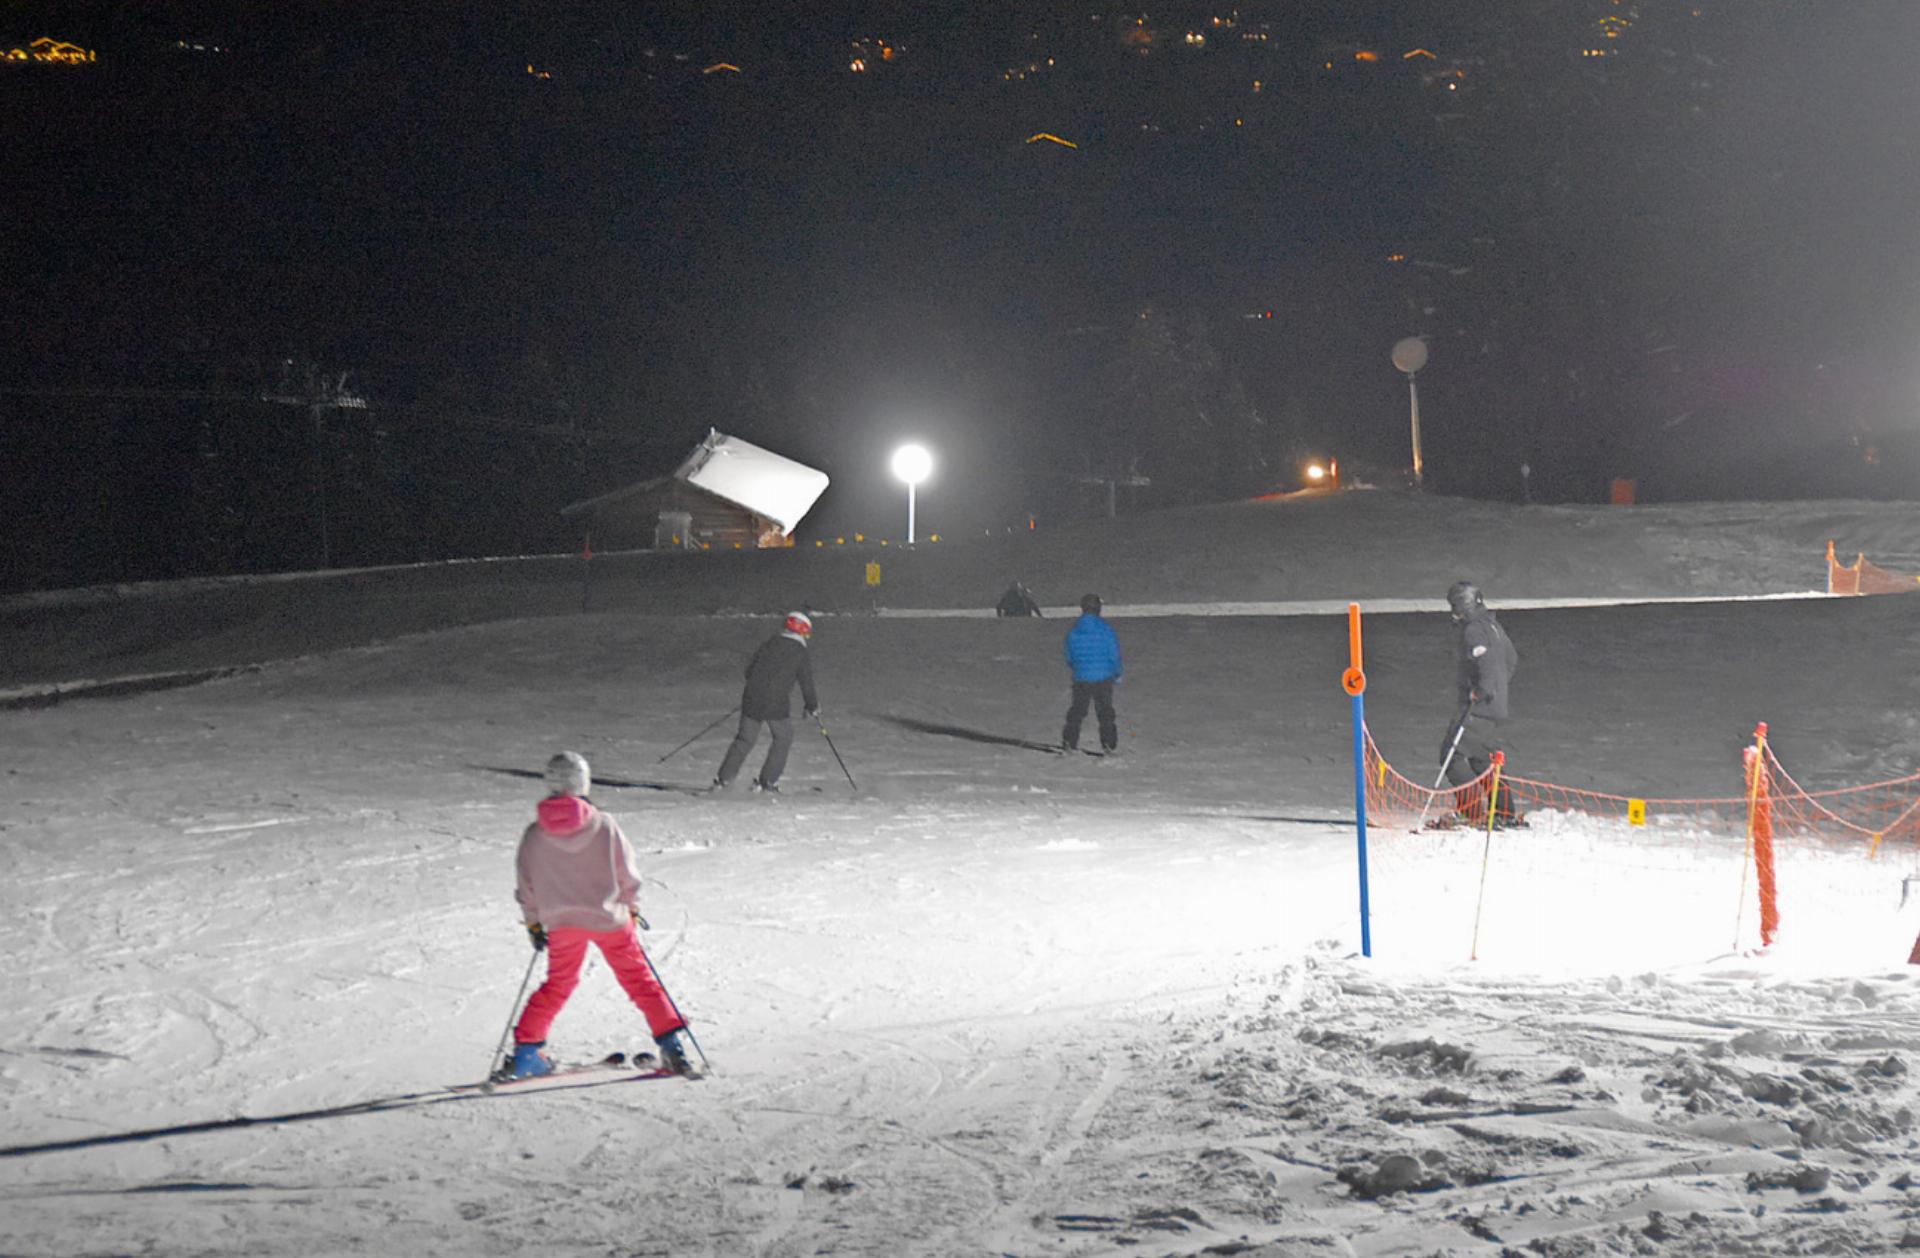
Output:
[1061, 593, 1123, 753]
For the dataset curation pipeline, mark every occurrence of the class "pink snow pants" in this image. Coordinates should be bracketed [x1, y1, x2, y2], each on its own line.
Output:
[513, 925, 685, 1045]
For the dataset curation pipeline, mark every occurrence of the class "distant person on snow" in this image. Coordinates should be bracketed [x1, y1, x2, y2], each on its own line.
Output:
[1442, 581, 1520, 824]
[995, 580, 1044, 618]
[1061, 593, 1122, 754]
[510, 751, 695, 1079]
[714, 611, 820, 793]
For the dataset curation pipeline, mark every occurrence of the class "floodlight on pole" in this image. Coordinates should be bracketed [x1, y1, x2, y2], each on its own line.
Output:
[1391, 337, 1428, 489]
[890, 443, 933, 545]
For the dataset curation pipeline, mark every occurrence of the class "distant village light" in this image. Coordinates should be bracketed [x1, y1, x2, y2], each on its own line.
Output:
[5, 37, 96, 64]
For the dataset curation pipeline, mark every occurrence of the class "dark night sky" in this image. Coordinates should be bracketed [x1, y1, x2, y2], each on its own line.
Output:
[5, 2, 1920, 586]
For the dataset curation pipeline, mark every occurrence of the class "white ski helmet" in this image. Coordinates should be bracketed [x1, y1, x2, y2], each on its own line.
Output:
[545, 750, 590, 797]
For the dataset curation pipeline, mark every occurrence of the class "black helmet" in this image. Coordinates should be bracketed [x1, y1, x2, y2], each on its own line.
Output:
[1446, 581, 1484, 617]
[1079, 593, 1103, 615]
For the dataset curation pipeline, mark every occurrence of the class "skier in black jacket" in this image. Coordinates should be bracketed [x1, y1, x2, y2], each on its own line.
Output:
[1442, 581, 1520, 821]
[995, 581, 1043, 618]
[714, 612, 821, 793]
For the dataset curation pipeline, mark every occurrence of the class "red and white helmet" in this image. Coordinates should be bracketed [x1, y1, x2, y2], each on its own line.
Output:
[784, 611, 813, 637]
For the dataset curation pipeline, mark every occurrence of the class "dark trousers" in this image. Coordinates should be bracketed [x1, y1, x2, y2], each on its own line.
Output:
[717, 715, 794, 787]
[1063, 679, 1118, 751]
[1441, 715, 1512, 817]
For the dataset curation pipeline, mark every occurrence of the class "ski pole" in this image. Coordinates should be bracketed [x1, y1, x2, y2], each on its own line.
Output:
[487, 946, 543, 1081]
[643, 945, 713, 1076]
[658, 705, 740, 764]
[1468, 755, 1505, 961]
[815, 713, 858, 790]
[1412, 705, 1473, 832]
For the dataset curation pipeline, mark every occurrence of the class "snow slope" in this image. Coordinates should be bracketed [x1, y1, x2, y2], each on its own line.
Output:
[4, 493, 1920, 1256]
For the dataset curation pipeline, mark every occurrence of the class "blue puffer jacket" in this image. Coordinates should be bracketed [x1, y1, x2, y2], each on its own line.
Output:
[1063, 614, 1122, 683]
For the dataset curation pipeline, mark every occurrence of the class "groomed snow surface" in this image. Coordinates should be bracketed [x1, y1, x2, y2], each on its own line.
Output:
[6, 495, 1920, 1256]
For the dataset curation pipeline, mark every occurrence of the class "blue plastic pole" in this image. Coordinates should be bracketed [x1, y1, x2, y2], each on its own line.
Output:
[1352, 690, 1372, 957]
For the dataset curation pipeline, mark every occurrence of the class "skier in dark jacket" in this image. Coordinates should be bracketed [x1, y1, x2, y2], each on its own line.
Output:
[1061, 593, 1122, 753]
[995, 580, 1044, 618]
[1442, 581, 1520, 820]
[714, 611, 820, 793]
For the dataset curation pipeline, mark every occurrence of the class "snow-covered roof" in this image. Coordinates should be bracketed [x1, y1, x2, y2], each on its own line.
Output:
[670, 430, 829, 536]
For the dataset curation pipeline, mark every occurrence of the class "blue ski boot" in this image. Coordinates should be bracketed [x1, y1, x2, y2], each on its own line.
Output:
[654, 1029, 697, 1077]
[509, 1041, 554, 1079]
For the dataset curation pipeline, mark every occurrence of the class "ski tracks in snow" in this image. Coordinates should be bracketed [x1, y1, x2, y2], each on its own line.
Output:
[1079, 947, 1920, 1255]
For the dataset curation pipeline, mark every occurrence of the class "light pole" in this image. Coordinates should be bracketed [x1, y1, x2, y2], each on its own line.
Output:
[890, 443, 933, 544]
[1391, 337, 1428, 489]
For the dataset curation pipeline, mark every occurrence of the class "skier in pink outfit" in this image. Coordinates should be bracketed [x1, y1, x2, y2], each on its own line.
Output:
[509, 751, 696, 1078]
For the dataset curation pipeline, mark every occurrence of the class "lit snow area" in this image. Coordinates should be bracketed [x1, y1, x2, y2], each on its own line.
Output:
[5, 495, 1920, 1255]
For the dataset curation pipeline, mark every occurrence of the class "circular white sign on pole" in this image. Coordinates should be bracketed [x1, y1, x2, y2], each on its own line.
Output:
[891, 443, 933, 485]
[1390, 337, 1428, 375]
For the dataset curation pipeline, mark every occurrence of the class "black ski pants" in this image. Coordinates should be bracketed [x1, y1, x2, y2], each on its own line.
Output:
[1441, 714, 1504, 788]
[717, 715, 794, 787]
[1063, 679, 1118, 752]
[1441, 714, 1517, 819]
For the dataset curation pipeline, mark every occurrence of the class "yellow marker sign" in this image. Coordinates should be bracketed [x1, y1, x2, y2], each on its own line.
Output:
[1627, 799, 1647, 826]
[865, 562, 881, 587]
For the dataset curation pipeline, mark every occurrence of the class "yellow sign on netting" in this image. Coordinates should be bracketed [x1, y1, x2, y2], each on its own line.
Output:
[1627, 799, 1647, 826]
[865, 562, 881, 587]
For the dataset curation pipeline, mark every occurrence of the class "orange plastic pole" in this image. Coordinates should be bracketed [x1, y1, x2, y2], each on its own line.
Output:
[1751, 728, 1779, 948]
[1739, 723, 1779, 950]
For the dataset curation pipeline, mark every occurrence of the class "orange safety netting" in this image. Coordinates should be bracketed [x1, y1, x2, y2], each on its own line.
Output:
[1361, 724, 1920, 859]
[1827, 540, 1920, 595]
[1364, 724, 1920, 956]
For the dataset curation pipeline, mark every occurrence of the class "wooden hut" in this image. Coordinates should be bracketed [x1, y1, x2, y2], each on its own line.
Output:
[560, 430, 830, 551]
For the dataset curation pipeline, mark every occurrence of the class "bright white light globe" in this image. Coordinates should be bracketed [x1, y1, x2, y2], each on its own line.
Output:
[891, 444, 933, 485]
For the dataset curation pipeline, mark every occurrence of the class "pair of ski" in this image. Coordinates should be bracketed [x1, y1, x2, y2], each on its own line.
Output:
[1422, 813, 1529, 832]
[999, 736, 1112, 758]
[453, 1049, 694, 1096]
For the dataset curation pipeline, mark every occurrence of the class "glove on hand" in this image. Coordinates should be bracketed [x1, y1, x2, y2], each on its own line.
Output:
[629, 906, 651, 932]
[806, 707, 822, 720]
[526, 923, 548, 952]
